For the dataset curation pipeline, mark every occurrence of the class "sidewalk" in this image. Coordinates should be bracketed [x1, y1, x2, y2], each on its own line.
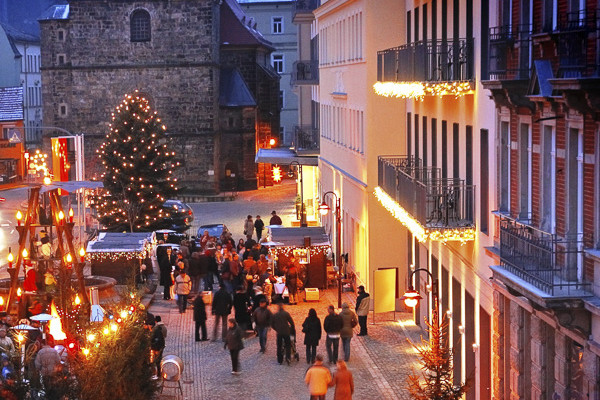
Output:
[148, 287, 422, 400]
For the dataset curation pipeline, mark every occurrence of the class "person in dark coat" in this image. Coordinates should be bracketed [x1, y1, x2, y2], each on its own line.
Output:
[188, 252, 202, 294]
[285, 261, 299, 305]
[212, 284, 233, 342]
[224, 318, 244, 374]
[271, 302, 295, 365]
[302, 308, 322, 364]
[233, 287, 252, 331]
[323, 305, 344, 364]
[204, 250, 217, 291]
[158, 247, 176, 300]
[254, 215, 265, 241]
[269, 210, 282, 226]
[193, 294, 208, 341]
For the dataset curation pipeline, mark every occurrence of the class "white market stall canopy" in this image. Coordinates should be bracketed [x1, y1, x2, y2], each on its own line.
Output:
[86, 232, 152, 261]
[268, 226, 330, 248]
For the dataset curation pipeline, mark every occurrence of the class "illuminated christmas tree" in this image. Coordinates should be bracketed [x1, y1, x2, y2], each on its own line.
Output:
[407, 308, 469, 400]
[94, 91, 180, 232]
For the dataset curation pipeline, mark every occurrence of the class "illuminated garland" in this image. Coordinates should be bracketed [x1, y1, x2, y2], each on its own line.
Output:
[373, 81, 474, 101]
[86, 251, 146, 262]
[374, 187, 475, 244]
[270, 245, 331, 258]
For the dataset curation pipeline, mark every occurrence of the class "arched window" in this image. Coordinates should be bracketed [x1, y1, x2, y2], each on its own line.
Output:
[130, 9, 151, 42]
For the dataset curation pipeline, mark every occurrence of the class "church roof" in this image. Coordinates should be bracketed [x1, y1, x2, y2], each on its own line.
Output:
[38, 4, 70, 21]
[1, 23, 39, 44]
[221, 0, 274, 50]
[219, 67, 257, 108]
[0, 86, 24, 122]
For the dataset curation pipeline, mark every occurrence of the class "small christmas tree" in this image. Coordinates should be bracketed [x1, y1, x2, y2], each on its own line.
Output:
[407, 306, 469, 400]
[93, 91, 180, 232]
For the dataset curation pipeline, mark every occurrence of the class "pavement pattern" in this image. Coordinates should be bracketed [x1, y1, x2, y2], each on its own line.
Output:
[149, 287, 423, 400]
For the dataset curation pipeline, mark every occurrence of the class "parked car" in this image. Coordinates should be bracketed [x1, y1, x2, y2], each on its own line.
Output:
[162, 200, 194, 233]
[196, 224, 229, 242]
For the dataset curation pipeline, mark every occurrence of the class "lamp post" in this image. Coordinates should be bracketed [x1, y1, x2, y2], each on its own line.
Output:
[400, 268, 439, 326]
[319, 191, 342, 308]
[288, 161, 307, 227]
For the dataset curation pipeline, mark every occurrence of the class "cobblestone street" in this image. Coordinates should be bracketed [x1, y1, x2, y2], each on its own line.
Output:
[150, 181, 423, 400]
[150, 288, 422, 400]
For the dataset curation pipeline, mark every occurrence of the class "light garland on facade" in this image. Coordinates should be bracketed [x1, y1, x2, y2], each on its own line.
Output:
[374, 187, 475, 244]
[270, 245, 331, 258]
[373, 81, 474, 101]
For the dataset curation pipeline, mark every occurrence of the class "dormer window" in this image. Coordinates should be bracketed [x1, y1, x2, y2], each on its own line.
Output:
[130, 9, 151, 42]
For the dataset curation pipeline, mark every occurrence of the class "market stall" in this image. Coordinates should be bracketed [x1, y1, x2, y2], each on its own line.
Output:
[87, 232, 152, 284]
[267, 227, 330, 290]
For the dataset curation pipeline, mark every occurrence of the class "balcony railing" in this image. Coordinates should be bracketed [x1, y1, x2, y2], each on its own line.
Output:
[294, 0, 320, 14]
[487, 24, 532, 80]
[292, 125, 319, 152]
[499, 217, 589, 296]
[554, 10, 600, 78]
[378, 156, 475, 231]
[291, 60, 319, 85]
[377, 38, 474, 83]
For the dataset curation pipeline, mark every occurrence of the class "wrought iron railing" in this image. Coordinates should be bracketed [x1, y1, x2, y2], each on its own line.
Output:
[554, 10, 600, 78]
[376, 38, 474, 83]
[378, 156, 475, 230]
[487, 24, 532, 80]
[292, 125, 319, 152]
[291, 60, 319, 85]
[499, 217, 589, 296]
[294, 0, 320, 14]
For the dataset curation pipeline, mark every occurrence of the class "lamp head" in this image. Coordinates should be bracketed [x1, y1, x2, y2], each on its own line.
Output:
[400, 287, 422, 308]
[318, 201, 330, 216]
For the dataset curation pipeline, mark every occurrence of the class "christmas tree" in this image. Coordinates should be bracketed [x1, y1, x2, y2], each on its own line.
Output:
[407, 306, 470, 400]
[93, 91, 180, 232]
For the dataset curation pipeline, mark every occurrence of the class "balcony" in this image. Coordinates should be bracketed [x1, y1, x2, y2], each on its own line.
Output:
[293, 0, 320, 14]
[377, 156, 475, 242]
[493, 216, 591, 305]
[553, 10, 600, 79]
[291, 60, 319, 85]
[487, 24, 532, 80]
[292, 125, 319, 155]
[375, 38, 474, 99]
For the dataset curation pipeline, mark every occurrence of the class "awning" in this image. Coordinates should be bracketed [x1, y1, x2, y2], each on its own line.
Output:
[268, 226, 330, 247]
[255, 148, 318, 166]
[40, 181, 104, 193]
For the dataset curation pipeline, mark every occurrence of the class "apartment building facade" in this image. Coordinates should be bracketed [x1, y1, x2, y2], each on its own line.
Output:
[482, 0, 600, 398]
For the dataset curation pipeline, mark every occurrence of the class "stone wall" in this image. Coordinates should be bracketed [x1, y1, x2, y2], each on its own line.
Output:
[40, 0, 223, 194]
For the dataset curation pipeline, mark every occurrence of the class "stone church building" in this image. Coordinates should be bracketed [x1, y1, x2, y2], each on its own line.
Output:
[39, 0, 280, 194]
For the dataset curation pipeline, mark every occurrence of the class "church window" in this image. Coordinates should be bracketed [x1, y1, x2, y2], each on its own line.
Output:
[130, 9, 151, 42]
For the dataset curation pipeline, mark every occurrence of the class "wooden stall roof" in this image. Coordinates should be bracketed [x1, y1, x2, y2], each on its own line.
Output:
[268, 227, 330, 248]
[86, 232, 151, 253]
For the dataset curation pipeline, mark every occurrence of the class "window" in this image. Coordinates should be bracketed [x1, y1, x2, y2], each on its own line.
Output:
[518, 122, 531, 220]
[431, 118, 437, 168]
[540, 125, 555, 233]
[453, 123, 459, 179]
[57, 29, 65, 41]
[279, 90, 285, 109]
[407, 112, 412, 158]
[441, 120, 448, 179]
[272, 54, 284, 73]
[272, 17, 283, 34]
[57, 54, 66, 65]
[130, 9, 151, 42]
[480, 129, 489, 234]
[499, 121, 510, 212]
[59, 103, 68, 117]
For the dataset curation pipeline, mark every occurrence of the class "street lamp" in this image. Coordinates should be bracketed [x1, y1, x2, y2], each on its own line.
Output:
[288, 161, 307, 227]
[400, 268, 439, 322]
[319, 191, 342, 308]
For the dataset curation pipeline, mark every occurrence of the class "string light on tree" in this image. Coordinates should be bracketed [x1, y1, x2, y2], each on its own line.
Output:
[92, 90, 180, 232]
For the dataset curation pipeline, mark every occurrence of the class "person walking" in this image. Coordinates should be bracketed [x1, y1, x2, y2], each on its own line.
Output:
[244, 215, 254, 240]
[330, 360, 354, 400]
[251, 298, 272, 353]
[271, 301, 295, 365]
[269, 210, 282, 226]
[339, 303, 358, 362]
[224, 318, 244, 375]
[302, 308, 322, 364]
[323, 305, 343, 365]
[189, 252, 202, 294]
[150, 322, 166, 378]
[159, 247, 176, 300]
[254, 215, 265, 241]
[233, 286, 252, 331]
[304, 354, 332, 400]
[285, 260, 299, 305]
[212, 284, 233, 341]
[155, 315, 167, 340]
[193, 294, 208, 341]
[355, 285, 370, 336]
[174, 265, 192, 313]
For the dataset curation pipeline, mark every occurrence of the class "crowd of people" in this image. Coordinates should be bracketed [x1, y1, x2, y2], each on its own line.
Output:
[147, 210, 371, 399]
